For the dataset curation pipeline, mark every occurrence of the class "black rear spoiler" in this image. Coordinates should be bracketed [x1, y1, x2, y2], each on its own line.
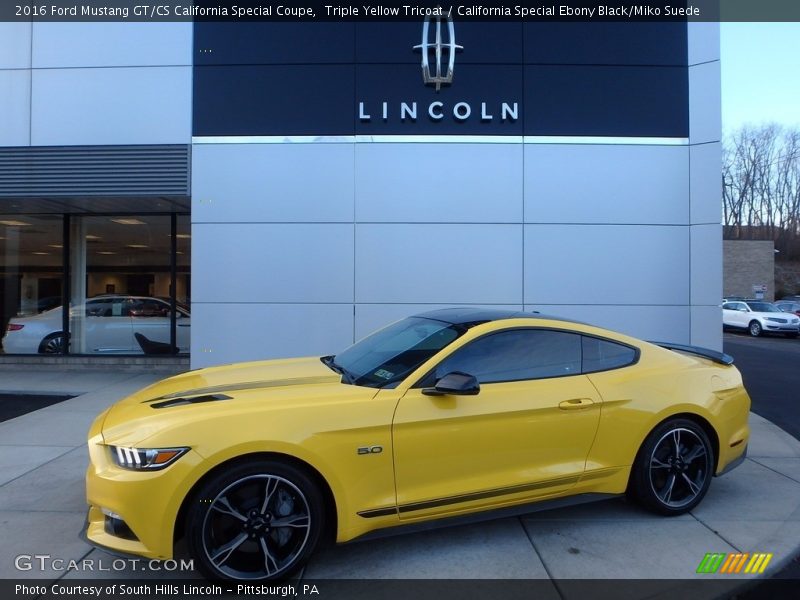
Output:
[650, 342, 734, 366]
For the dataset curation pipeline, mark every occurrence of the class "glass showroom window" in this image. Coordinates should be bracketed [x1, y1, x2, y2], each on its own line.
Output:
[1, 216, 65, 354]
[67, 215, 189, 355]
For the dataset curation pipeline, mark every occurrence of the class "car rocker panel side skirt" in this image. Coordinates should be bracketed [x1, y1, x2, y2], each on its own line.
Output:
[349, 493, 623, 544]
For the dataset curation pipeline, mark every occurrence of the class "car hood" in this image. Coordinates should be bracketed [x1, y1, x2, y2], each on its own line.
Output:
[752, 311, 799, 320]
[99, 356, 369, 443]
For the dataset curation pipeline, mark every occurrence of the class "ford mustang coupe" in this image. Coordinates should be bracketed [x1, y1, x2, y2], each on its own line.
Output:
[84, 308, 750, 581]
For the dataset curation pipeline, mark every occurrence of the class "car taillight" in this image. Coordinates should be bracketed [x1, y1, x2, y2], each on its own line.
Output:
[6, 323, 23, 332]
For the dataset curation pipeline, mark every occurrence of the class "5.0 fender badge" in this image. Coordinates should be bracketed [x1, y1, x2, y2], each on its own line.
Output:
[357, 446, 383, 455]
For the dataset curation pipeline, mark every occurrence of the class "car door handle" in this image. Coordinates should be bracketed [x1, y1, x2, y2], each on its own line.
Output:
[558, 398, 595, 410]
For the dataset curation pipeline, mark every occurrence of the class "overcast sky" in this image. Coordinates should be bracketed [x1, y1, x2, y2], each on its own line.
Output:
[720, 22, 800, 132]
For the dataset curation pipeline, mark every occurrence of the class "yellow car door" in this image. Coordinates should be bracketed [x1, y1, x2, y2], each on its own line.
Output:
[392, 328, 602, 521]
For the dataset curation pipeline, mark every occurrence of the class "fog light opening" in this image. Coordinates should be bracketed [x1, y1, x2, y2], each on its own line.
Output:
[102, 512, 139, 541]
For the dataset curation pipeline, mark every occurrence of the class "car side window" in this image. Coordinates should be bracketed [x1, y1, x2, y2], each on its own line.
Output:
[130, 300, 168, 317]
[85, 300, 109, 317]
[582, 337, 637, 373]
[722, 303, 734, 310]
[110, 299, 132, 317]
[434, 329, 582, 384]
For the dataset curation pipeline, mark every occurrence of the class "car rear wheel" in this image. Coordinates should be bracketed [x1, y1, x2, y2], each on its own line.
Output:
[749, 321, 762, 337]
[38, 332, 65, 354]
[186, 460, 324, 582]
[629, 418, 714, 516]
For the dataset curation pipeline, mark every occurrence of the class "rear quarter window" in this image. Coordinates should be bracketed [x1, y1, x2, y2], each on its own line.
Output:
[582, 336, 637, 373]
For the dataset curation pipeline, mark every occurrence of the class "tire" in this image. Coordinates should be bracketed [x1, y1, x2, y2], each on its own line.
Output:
[185, 460, 325, 582]
[749, 320, 762, 337]
[38, 332, 65, 354]
[629, 418, 714, 516]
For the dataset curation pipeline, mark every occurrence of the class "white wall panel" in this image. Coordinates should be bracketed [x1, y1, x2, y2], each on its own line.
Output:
[688, 22, 720, 66]
[192, 224, 354, 303]
[524, 144, 689, 225]
[192, 144, 354, 223]
[355, 143, 523, 223]
[355, 224, 522, 304]
[0, 23, 31, 69]
[32, 23, 192, 68]
[690, 142, 722, 225]
[0, 70, 31, 146]
[524, 225, 689, 305]
[525, 304, 691, 345]
[690, 305, 723, 351]
[31, 67, 191, 146]
[689, 61, 721, 145]
[191, 303, 354, 368]
[354, 303, 523, 341]
[691, 224, 722, 306]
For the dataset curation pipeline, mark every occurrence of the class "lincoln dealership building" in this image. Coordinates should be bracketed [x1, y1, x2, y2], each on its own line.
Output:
[0, 18, 722, 368]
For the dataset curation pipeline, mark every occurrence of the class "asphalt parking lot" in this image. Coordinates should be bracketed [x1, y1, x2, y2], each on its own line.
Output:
[723, 332, 800, 441]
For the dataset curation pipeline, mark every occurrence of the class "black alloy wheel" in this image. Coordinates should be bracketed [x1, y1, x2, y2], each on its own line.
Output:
[630, 418, 714, 515]
[186, 460, 324, 581]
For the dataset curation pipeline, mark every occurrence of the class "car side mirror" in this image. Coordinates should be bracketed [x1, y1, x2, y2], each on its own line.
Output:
[422, 371, 480, 396]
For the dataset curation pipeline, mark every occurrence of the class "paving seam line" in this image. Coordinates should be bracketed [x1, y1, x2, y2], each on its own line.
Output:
[516, 517, 565, 600]
[746, 457, 800, 486]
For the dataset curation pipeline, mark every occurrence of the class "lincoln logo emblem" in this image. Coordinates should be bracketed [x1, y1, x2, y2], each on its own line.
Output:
[413, 10, 463, 91]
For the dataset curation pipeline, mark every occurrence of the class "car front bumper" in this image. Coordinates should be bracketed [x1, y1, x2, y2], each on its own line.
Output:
[763, 322, 800, 332]
[85, 432, 201, 560]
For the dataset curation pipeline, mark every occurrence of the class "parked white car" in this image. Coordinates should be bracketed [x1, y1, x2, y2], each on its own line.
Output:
[2, 295, 190, 354]
[722, 300, 800, 338]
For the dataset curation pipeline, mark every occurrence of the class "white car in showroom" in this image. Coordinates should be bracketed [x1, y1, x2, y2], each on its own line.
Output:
[3, 295, 189, 354]
[722, 300, 800, 338]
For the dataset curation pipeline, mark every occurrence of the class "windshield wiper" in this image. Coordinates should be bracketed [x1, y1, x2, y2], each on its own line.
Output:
[320, 355, 355, 385]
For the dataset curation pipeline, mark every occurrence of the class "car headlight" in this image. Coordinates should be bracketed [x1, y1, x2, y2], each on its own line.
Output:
[109, 445, 189, 470]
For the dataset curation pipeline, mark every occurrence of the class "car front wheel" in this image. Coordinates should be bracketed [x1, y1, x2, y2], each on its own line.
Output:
[749, 321, 762, 337]
[186, 460, 325, 582]
[629, 418, 714, 516]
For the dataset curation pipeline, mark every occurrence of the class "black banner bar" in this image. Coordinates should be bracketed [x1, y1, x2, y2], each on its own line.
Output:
[3, 579, 800, 600]
[4, 1, 800, 23]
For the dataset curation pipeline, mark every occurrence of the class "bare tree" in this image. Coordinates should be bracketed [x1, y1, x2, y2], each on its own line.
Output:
[723, 124, 800, 260]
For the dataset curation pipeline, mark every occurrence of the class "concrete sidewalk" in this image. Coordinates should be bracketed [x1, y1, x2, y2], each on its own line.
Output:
[1, 368, 799, 596]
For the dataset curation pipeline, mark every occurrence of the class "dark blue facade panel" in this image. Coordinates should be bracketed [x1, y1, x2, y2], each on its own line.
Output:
[523, 23, 688, 66]
[194, 22, 355, 64]
[355, 21, 524, 64]
[192, 22, 689, 138]
[524, 66, 689, 137]
[193, 66, 355, 136]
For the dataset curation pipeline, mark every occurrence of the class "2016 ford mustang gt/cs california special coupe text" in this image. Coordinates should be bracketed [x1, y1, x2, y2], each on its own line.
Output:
[84, 309, 750, 581]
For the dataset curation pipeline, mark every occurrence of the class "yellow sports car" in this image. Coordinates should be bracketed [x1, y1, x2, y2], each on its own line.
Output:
[84, 308, 750, 581]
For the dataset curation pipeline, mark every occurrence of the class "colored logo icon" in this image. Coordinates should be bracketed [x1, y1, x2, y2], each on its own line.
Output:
[697, 552, 774, 574]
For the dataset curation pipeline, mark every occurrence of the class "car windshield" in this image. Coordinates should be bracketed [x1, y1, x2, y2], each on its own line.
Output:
[331, 317, 465, 388]
[746, 302, 780, 313]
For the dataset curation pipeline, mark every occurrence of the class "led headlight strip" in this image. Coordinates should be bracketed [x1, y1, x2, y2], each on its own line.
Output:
[110, 446, 189, 470]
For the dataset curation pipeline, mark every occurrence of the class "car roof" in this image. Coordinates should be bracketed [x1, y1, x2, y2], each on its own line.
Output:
[414, 307, 584, 328]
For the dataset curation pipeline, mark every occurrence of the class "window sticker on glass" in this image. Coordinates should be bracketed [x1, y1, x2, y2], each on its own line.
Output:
[374, 369, 394, 380]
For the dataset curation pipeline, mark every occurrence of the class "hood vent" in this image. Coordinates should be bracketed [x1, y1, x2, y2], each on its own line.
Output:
[150, 393, 232, 409]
